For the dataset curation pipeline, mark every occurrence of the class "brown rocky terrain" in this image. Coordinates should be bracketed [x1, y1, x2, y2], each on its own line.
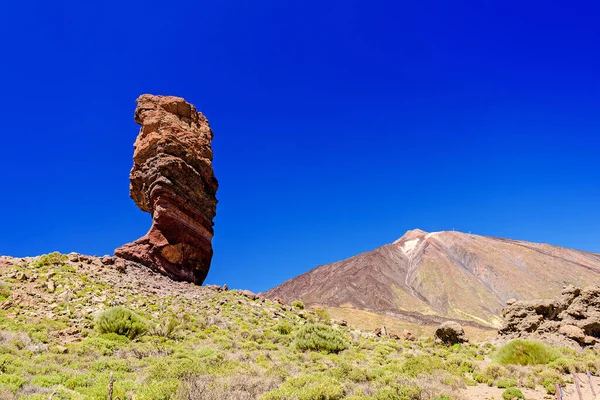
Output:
[265, 229, 600, 329]
[498, 284, 600, 348]
[115, 94, 218, 284]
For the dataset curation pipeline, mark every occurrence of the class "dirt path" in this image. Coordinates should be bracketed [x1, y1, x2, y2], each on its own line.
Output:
[462, 374, 600, 400]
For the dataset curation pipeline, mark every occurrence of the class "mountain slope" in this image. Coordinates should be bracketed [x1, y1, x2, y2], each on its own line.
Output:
[264, 229, 600, 327]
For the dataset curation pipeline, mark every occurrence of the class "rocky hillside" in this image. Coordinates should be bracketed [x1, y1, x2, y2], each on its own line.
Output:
[265, 230, 600, 328]
[1, 252, 599, 400]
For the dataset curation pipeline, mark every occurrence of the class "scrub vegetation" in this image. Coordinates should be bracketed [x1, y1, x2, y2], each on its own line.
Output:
[0, 253, 598, 399]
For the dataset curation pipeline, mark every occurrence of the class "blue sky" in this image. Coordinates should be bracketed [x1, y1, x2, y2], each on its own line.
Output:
[1, 1, 599, 292]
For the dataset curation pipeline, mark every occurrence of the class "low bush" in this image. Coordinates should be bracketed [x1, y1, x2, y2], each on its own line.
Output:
[0, 374, 26, 393]
[260, 374, 345, 400]
[94, 306, 147, 340]
[313, 308, 331, 324]
[374, 384, 421, 400]
[275, 322, 293, 335]
[148, 317, 180, 339]
[502, 387, 524, 400]
[401, 355, 444, 377]
[0, 284, 11, 301]
[291, 300, 305, 310]
[472, 372, 494, 386]
[494, 340, 560, 366]
[295, 324, 348, 354]
[32, 252, 68, 267]
[496, 378, 517, 388]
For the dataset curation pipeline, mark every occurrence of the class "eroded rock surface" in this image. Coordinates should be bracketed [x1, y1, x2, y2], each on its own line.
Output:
[498, 285, 600, 348]
[115, 94, 218, 284]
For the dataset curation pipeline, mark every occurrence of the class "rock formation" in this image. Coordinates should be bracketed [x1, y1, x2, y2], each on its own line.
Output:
[498, 285, 600, 348]
[115, 94, 218, 284]
[434, 321, 468, 345]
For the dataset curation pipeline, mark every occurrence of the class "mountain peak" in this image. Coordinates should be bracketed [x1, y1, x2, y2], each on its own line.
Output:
[265, 230, 600, 328]
[392, 229, 443, 245]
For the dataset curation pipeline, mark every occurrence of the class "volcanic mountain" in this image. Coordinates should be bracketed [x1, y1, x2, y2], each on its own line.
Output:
[265, 229, 600, 328]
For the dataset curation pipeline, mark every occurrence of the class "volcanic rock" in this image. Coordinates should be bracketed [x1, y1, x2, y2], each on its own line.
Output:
[115, 94, 218, 284]
[264, 229, 600, 329]
[434, 321, 468, 345]
[498, 285, 600, 348]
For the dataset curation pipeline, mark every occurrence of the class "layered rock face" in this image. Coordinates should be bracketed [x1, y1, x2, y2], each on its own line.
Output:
[498, 285, 600, 348]
[115, 94, 218, 284]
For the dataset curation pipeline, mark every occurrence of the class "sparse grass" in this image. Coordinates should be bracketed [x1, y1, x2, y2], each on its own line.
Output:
[494, 340, 560, 366]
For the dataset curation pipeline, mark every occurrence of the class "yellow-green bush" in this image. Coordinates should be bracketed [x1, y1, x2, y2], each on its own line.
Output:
[295, 324, 348, 354]
[502, 387, 524, 400]
[32, 252, 68, 268]
[494, 340, 560, 366]
[260, 374, 345, 400]
[94, 306, 147, 340]
[291, 300, 305, 310]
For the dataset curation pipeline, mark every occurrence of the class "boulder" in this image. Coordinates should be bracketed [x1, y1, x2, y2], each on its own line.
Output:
[434, 321, 468, 345]
[401, 329, 416, 341]
[558, 325, 585, 343]
[373, 326, 388, 337]
[241, 290, 258, 300]
[115, 95, 218, 284]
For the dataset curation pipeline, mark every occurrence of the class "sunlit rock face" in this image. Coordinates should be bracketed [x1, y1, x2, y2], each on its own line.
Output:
[115, 94, 218, 284]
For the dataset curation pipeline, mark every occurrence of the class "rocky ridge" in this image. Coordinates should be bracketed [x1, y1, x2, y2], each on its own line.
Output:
[498, 285, 600, 348]
[115, 94, 218, 284]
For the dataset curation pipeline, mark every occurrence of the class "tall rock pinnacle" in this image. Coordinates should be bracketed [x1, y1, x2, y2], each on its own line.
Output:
[115, 94, 218, 284]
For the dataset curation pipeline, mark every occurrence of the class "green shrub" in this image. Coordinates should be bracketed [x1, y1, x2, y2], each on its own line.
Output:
[148, 316, 180, 339]
[32, 252, 68, 267]
[313, 308, 331, 324]
[484, 363, 507, 379]
[291, 300, 305, 310]
[494, 340, 560, 366]
[374, 385, 421, 400]
[401, 355, 444, 377]
[502, 387, 524, 400]
[473, 372, 494, 386]
[260, 374, 344, 400]
[536, 369, 564, 394]
[549, 357, 576, 373]
[0, 374, 26, 393]
[0, 284, 11, 301]
[94, 306, 147, 340]
[496, 378, 517, 388]
[295, 324, 348, 354]
[275, 322, 293, 335]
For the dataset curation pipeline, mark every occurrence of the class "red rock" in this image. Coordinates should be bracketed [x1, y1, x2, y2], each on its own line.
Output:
[115, 95, 218, 284]
[241, 290, 258, 300]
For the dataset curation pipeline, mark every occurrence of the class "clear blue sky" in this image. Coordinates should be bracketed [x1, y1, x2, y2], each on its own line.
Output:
[1, 1, 599, 292]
